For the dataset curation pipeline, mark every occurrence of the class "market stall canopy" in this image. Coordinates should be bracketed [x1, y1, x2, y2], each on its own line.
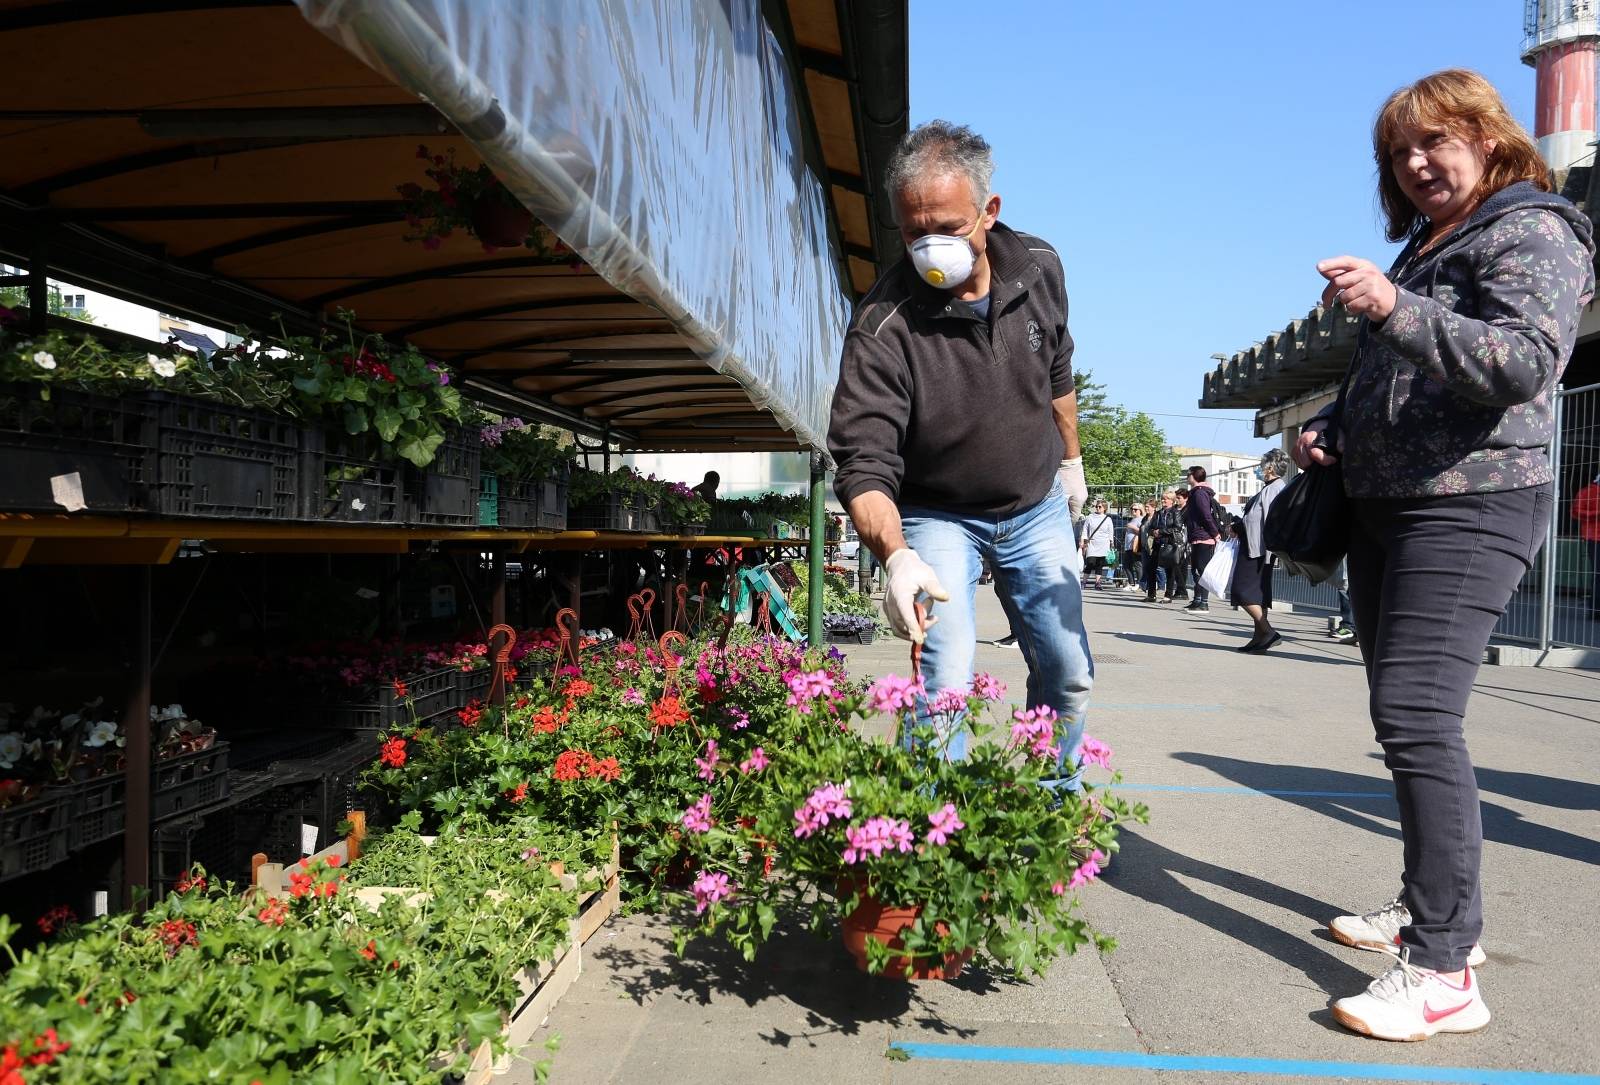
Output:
[0, 0, 908, 453]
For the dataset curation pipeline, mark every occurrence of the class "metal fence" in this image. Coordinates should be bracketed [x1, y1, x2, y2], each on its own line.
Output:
[1271, 381, 1600, 652]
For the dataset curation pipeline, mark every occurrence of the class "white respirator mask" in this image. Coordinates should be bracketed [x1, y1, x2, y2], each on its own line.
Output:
[906, 205, 989, 289]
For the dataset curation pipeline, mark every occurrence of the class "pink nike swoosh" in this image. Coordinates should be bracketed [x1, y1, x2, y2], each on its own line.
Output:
[1423, 1000, 1472, 1023]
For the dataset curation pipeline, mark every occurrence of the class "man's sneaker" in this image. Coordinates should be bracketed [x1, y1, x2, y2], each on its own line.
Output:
[994, 633, 1019, 647]
[1330, 625, 1357, 643]
[1331, 951, 1490, 1041]
[1330, 897, 1486, 967]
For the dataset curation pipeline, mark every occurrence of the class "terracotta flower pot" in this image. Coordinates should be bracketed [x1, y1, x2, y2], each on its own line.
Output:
[839, 890, 974, 981]
[470, 197, 533, 248]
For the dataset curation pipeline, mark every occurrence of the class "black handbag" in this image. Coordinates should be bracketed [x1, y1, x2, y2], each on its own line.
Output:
[1263, 353, 1357, 585]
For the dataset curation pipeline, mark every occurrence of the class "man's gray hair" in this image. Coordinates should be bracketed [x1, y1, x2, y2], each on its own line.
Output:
[885, 120, 994, 210]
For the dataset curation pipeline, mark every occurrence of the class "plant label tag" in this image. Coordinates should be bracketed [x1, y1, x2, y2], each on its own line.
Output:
[50, 472, 87, 511]
[355, 587, 380, 600]
[301, 823, 319, 856]
[93, 891, 109, 917]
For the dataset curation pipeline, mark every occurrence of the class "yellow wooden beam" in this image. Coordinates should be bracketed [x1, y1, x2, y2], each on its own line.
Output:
[25, 537, 179, 565]
[0, 537, 33, 569]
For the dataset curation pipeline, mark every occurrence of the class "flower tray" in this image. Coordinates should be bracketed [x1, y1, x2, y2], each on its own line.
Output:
[570, 492, 648, 533]
[483, 470, 567, 531]
[823, 629, 876, 645]
[148, 393, 300, 520]
[152, 742, 231, 823]
[0, 383, 157, 513]
[666, 520, 707, 537]
[64, 773, 126, 849]
[300, 430, 403, 523]
[405, 430, 480, 527]
[0, 790, 70, 883]
[456, 667, 492, 705]
[313, 664, 461, 731]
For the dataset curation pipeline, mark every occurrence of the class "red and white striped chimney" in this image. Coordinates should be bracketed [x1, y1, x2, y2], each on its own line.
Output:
[1522, 0, 1600, 172]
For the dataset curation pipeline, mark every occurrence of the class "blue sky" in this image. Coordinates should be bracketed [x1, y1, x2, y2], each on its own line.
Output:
[907, 0, 1540, 453]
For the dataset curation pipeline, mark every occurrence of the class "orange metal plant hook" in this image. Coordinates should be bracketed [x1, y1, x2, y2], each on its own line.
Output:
[486, 623, 517, 706]
[674, 583, 690, 633]
[639, 587, 658, 642]
[658, 630, 688, 695]
[554, 608, 581, 674]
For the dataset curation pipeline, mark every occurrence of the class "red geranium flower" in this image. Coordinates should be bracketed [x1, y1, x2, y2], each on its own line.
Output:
[504, 781, 529, 804]
[392, 678, 410, 699]
[530, 705, 566, 734]
[379, 737, 407, 768]
[458, 699, 484, 727]
[35, 904, 77, 936]
[174, 870, 206, 894]
[588, 756, 621, 782]
[154, 919, 198, 954]
[359, 939, 378, 960]
[562, 679, 594, 699]
[552, 750, 588, 782]
[258, 898, 289, 926]
[649, 696, 690, 729]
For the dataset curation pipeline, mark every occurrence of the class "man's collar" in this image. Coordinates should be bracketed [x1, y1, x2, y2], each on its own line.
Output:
[906, 220, 1039, 317]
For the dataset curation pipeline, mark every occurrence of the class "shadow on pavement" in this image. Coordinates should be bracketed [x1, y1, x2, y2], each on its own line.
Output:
[1104, 827, 1376, 995]
[586, 912, 997, 1047]
[1110, 630, 1362, 667]
[1175, 752, 1600, 867]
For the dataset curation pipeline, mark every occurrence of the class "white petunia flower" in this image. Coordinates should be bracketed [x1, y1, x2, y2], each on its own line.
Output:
[33, 351, 56, 370]
[0, 732, 22, 769]
[149, 704, 186, 722]
[84, 720, 120, 748]
[351, 498, 367, 512]
[147, 355, 177, 378]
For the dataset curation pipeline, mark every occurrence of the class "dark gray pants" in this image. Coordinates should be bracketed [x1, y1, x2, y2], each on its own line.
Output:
[1347, 487, 1549, 971]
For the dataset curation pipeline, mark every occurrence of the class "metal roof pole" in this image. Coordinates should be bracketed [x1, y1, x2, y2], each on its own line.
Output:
[808, 450, 826, 645]
[121, 565, 152, 907]
[28, 232, 48, 335]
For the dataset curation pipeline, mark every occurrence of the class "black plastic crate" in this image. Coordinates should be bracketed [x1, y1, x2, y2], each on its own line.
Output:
[152, 743, 231, 823]
[456, 667, 492, 704]
[571, 492, 651, 532]
[824, 629, 877, 645]
[666, 521, 707, 537]
[496, 468, 568, 531]
[311, 664, 459, 731]
[405, 431, 480, 527]
[0, 791, 70, 883]
[299, 430, 403, 523]
[149, 394, 300, 519]
[0, 383, 157, 513]
[535, 467, 569, 530]
[65, 774, 126, 849]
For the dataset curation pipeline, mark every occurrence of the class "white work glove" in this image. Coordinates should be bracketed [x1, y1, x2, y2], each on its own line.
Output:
[883, 548, 949, 645]
[1057, 457, 1088, 518]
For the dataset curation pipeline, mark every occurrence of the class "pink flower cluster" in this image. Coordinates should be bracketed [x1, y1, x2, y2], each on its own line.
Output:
[1078, 734, 1113, 771]
[1054, 849, 1107, 894]
[867, 673, 925, 714]
[784, 668, 837, 709]
[1009, 706, 1058, 761]
[739, 747, 769, 774]
[972, 673, 1007, 702]
[924, 802, 965, 846]
[692, 870, 735, 914]
[842, 816, 914, 864]
[930, 687, 969, 716]
[696, 740, 719, 782]
[793, 782, 852, 839]
[680, 793, 714, 834]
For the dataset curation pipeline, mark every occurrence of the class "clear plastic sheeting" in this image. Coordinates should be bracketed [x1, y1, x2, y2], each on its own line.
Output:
[295, 0, 850, 451]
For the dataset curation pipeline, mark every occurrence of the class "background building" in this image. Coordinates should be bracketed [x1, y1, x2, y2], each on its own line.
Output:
[1170, 446, 1268, 506]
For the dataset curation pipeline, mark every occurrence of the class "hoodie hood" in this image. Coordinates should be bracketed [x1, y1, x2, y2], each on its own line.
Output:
[1457, 180, 1596, 260]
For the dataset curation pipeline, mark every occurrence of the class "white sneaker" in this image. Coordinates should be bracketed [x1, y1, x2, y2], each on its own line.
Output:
[1330, 897, 1486, 968]
[1332, 951, 1490, 1041]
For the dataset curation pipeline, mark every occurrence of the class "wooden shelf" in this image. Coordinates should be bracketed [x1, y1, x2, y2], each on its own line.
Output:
[0, 514, 803, 566]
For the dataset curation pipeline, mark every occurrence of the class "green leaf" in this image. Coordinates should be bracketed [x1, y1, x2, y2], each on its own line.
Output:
[342, 404, 369, 435]
[374, 405, 403, 443]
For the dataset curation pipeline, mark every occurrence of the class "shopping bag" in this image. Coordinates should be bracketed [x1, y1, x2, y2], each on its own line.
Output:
[1198, 538, 1237, 600]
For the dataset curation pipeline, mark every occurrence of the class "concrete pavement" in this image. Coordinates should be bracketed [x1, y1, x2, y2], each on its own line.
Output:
[514, 585, 1600, 1084]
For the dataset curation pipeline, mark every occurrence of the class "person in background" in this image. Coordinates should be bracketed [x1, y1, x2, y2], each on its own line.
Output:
[1080, 499, 1115, 589]
[1231, 448, 1290, 652]
[827, 120, 1091, 786]
[1123, 504, 1145, 591]
[1570, 472, 1600, 617]
[1298, 68, 1593, 1041]
[1329, 558, 1357, 643]
[1182, 466, 1224, 611]
[1145, 491, 1183, 603]
[691, 471, 721, 508]
[1171, 487, 1192, 601]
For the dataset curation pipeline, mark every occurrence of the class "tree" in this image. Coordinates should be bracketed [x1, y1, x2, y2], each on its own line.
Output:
[0, 285, 93, 324]
[1072, 368, 1109, 420]
[1080, 406, 1181, 499]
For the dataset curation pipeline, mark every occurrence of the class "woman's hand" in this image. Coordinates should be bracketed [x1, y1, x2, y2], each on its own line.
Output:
[1293, 418, 1343, 468]
[1317, 257, 1397, 322]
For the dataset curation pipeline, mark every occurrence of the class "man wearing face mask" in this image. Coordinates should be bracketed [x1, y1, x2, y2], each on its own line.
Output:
[827, 120, 1091, 785]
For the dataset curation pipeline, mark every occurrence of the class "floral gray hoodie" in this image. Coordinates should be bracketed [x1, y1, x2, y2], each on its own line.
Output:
[1337, 181, 1595, 498]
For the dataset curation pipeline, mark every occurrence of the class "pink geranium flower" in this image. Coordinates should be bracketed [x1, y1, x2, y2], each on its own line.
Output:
[696, 739, 719, 782]
[867, 673, 925, 714]
[680, 794, 714, 834]
[971, 673, 1007, 702]
[1069, 849, 1107, 890]
[1078, 734, 1113, 771]
[784, 668, 837, 708]
[1009, 706, 1058, 761]
[842, 816, 915, 864]
[793, 782, 852, 838]
[930, 687, 968, 716]
[739, 747, 769, 774]
[691, 870, 735, 914]
[924, 802, 965, 847]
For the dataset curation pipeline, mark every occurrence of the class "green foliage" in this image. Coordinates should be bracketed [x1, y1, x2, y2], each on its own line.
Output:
[789, 565, 874, 620]
[1080, 406, 1182, 494]
[1072, 368, 1110, 420]
[476, 418, 572, 482]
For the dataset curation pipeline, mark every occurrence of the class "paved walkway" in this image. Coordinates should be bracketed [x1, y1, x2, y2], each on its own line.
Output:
[515, 588, 1600, 1084]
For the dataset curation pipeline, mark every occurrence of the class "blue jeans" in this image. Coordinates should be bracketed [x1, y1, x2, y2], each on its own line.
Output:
[900, 481, 1093, 786]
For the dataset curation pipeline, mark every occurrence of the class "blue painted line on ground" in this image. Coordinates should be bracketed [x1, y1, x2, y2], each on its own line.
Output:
[1115, 784, 1392, 799]
[1094, 703, 1225, 711]
[889, 1042, 1600, 1084]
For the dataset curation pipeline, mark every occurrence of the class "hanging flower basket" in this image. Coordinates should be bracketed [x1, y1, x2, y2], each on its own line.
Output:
[469, 197, 535, 249]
